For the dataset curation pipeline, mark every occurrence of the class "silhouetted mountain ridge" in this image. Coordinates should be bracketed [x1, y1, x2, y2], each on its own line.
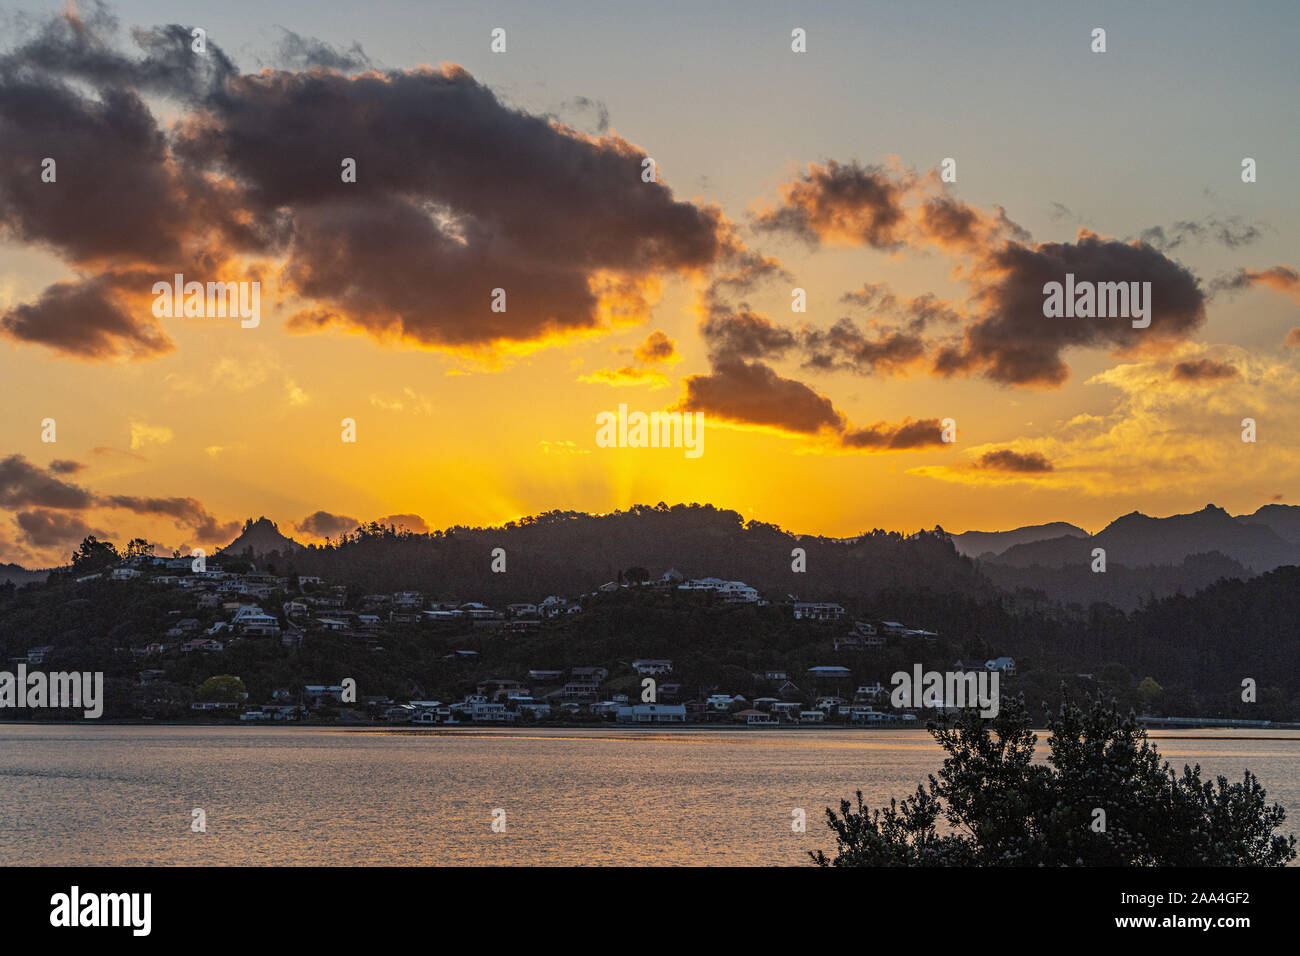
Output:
[255, 504, 989, 604]
[218, 517, 304, 557]
[951, 521, 1089, 558]
[986, 504, 1299, 572]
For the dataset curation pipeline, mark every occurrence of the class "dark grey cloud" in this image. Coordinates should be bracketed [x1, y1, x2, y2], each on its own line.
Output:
[1137, 216, 1263, 252]
[14, 509, 110, 547]
[701, 309, 797, 362]
[296, 510, 359, 538]
[0, 4, 728, 359]
[677, 358, 843, 435]
[97, 494, 241, 540]
[975, 449, 1053, 473]
[842, 419, 946, 450]
[0, 455, 95, 509]
[801, 319, 925, 376]
[1, 277, 173, 359]
[754, 160, 911, 249]
[935, 234, 1207, 387]
[271, 28, 371, 72]
[1171, 358, 1239, 383]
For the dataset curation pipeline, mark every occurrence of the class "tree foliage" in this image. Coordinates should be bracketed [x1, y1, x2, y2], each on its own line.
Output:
[812, 694, 1296, 867]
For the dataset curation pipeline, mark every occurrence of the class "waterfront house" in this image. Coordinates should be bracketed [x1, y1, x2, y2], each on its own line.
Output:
[562, 680, 601, 701]
[616, 703, 687, 724]
[303, 684, 346, 707]
[807, 665, 853, 683]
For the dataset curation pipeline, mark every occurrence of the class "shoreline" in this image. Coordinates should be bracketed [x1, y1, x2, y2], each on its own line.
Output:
[3, 718, 1300, 737]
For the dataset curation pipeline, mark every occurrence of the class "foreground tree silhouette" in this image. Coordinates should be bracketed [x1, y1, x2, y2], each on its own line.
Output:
[812, 694, 1296, 866]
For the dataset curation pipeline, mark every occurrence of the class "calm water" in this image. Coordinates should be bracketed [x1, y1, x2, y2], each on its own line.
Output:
[1, 725, 1296, 866]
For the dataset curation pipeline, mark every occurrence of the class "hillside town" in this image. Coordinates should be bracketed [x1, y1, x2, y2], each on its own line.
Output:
[10, 552, 1020, 726]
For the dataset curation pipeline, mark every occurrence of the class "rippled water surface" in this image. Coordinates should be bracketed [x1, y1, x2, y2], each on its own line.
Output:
[1, 725, 1295, 865]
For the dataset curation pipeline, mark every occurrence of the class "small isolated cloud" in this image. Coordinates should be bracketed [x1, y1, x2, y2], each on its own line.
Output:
[581, 330, 679, 387]
[377, 513, 429, 534]
[296, 511, 359, 539]
[210, 353, 279, 392]
[370, 387, 434, 414]
[91, 446, 148, 463]
[678, 359, 841, 435]
[754, 160, 913, 250]
[579, 366, 669, 388]
[975, 449, 1054, 472]
[204, 443, 248, 458]
[48, 459, 86, 474]
[539, 440, 590, 455]
[634, 330, 679, 364]
[1211, 265, 1300, 303]
[1170, 358, 1239, 383]
[285, 379, 310, 406]
[841, 418, 947, 451]
[129, 421, 173, 450]
[1137, 216, 1263, 252]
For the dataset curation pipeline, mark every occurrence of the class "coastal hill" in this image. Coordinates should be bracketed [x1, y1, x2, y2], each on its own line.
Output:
[219, 517, 305, 557]
[209, 501, 1300, 612]
[264, 504, 988, 606]
[5, 502, 1298, 611]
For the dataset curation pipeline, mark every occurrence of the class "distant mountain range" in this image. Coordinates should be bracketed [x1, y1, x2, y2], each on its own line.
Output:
[0, 561, 47, 587]
[962, 504, 1300, 572]
[949, 522, 1088, 558]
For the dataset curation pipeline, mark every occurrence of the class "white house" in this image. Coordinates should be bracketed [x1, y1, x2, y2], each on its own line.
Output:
[793, 602, 845, 622]
[631, 658, 673, 676]
[716, 581, 760, 603]
[616, 703, 687, 723]
[706, 693, 745, 711]
[232, 605, 281, 636]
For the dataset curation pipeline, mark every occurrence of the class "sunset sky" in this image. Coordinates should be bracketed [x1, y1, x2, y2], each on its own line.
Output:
[2, 0, 1298, 566]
